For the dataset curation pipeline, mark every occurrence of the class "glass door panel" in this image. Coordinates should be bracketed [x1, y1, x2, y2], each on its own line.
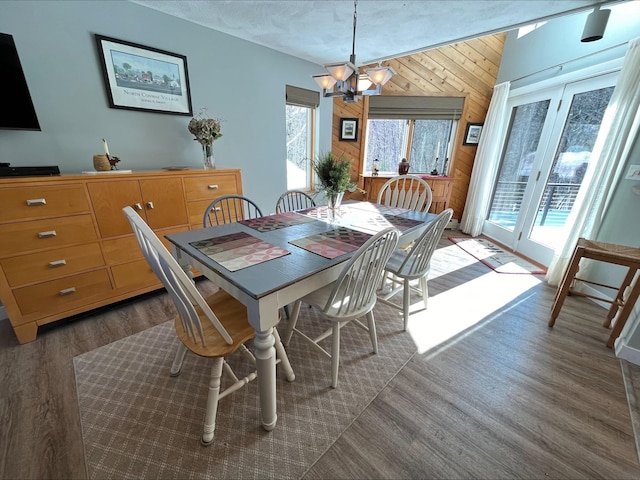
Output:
[528, 85, 615, 248]
[486, 99, 551, 231]
[482, 72, 617, 266]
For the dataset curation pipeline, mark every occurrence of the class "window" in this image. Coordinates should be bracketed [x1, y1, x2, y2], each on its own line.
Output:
[363, 96, 464, 175]
[286, 85, 319, 191]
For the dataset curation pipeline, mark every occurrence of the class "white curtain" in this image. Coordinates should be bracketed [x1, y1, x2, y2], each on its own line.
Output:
[460, 81, 510, 236]
[546, 37, 640, 285]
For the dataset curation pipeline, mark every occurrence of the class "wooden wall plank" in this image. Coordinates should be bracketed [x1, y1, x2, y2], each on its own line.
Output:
[332, 32, 507, 218]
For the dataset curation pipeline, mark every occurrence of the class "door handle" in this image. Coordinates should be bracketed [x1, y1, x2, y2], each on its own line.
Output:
[48, 259, 67, 268]
[38, 230, 57, 238]
[134, 203, 143, 211]
[147, 201, 154, 209]
[26, 198, 47, 206]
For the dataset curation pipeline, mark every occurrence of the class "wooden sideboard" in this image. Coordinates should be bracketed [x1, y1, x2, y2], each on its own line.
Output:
[0, 169, 242, 344]
[361, 174, 453, 213]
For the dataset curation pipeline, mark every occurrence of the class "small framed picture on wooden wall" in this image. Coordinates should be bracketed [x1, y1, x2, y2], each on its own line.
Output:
[340, 118, 358, 141]
[463, 122, 483, 146]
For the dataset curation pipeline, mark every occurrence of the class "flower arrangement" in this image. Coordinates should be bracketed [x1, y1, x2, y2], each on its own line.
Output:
[313, 151, 359, 195]
[188, 109, 223, 147]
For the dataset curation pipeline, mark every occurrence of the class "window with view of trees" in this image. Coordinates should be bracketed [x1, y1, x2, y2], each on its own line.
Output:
[364, 118, 457, 174]
[363, 96, 464, 176]
[285, 85, 319, 191]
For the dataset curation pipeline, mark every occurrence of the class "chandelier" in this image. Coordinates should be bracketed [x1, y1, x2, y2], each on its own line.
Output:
[312, 0, 396, 103]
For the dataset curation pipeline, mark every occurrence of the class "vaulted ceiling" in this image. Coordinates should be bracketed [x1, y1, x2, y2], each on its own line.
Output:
[130, 0, 611, 65]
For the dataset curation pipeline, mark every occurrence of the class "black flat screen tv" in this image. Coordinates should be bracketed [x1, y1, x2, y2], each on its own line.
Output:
[0, 32, 41, 131]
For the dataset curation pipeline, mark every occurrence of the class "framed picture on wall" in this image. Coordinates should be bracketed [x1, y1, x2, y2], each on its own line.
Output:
[463, 122, 483, 145]
[340, 118, 358, 141]
[94, 34, 193, 115]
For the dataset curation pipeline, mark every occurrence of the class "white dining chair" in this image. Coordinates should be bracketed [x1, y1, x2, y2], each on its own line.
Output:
[379, 208, 453, 331]
[283, 226, 399, 388]
[377, 174, 433, 213]
[275, 190, 316, 213]
[123, 206, 295, 445]
[203, 194, 263, 227]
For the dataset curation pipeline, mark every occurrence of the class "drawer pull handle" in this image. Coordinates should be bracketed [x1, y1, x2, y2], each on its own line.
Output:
[49, 259, 67, 268]
[207, 184, 219, 190]
[59, 287, 76, 296]
[134, 203, 143, 211]
[27, 198, 47, 206]
[38, 230, 57, 238]
[147, 201, 154, 209]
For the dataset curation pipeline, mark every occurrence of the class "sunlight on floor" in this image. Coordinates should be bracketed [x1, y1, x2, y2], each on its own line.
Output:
[405, 271, 542, 355]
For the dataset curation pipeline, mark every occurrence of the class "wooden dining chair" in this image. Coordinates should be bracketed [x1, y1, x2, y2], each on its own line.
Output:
[379, 208, 453, 331]
[123, 206, 295, 445]
[203, 194, 263, 227]
[275, 190, 316, 213]
[283, 226, 399, 388]
[377, 174, 433, 213]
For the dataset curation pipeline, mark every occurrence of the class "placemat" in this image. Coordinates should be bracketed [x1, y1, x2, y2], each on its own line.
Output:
[347, 202, 413, 216]
[190, 232, 290, 271]
[239, 212, 316, 232]
[289, 227, 372, 259]
[351, 213, 423, 233]
[298, 205, 331, 220]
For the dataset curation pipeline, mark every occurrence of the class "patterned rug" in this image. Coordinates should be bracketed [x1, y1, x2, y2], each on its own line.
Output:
[73, 300, 416, 479]
[448, 237, 546, 275]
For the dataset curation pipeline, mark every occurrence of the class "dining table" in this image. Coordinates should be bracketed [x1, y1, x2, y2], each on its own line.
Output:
[165, 200, 436, 432]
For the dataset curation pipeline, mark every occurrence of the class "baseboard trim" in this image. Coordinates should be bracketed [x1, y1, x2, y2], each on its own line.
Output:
[617, 338, 640, 365]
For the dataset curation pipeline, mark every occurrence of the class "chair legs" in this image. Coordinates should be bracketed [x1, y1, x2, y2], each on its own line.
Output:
[170, 342, 188, 377]
[273, 328, 296, 382]
[380, 273, 429, 331]
[286, 301, 378, 389]
[202, 358, 224, 446]
[172, 328, 294, 446]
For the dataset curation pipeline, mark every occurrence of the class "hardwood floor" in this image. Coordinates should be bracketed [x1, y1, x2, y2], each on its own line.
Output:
[1, 235, 639, 479]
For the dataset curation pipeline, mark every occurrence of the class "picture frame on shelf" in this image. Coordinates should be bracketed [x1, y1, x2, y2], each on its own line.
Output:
[94, 34, 193, 115]
[340, 118, 358, 141]
[463, 122, 483, 146]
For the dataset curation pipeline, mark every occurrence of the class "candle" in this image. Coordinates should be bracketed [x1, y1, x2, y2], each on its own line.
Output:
[102, 138, 110, 156]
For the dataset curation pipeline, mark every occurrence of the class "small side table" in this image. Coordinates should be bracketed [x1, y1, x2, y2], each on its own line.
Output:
[549, 238, 640, 348]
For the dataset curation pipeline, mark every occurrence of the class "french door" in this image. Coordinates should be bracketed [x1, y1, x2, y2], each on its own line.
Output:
[483, 72, 617, 266]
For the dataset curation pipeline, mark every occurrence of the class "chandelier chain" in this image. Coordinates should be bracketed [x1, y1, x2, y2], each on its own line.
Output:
[351, 0, 358, 61]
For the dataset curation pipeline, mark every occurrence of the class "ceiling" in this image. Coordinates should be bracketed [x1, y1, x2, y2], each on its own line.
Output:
[129, 0, 609, 66]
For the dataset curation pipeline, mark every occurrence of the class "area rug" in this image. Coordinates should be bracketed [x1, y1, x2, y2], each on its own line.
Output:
[448, 237, 546, 275]
[73, 300, 417, 479]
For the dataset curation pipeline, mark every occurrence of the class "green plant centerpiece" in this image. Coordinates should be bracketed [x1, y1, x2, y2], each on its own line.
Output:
[313, 151, 358, 200]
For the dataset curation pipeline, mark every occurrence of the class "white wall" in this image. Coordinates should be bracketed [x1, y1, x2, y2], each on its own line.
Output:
[498, 1, 640, 88]
[0, 0, 333, 212]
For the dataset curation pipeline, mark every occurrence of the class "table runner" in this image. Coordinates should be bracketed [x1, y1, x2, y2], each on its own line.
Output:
[239, 212, 316, 232]
[289, 227, 372, 259]
[190, 232, 290, 271]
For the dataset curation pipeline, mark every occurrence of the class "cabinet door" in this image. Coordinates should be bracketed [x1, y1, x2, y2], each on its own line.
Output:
[139, 178, 188, 229]
[87, 180, 144, 238]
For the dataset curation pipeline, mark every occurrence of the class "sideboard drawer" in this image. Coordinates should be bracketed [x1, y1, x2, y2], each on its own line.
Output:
[1, 243, 105, 287]
[111, 259, 160, 290]
[0, 184, 90, 222]
[0, 214, 98, 258]
[183, 174, 240, 202]
[13, 269, 112, 319]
